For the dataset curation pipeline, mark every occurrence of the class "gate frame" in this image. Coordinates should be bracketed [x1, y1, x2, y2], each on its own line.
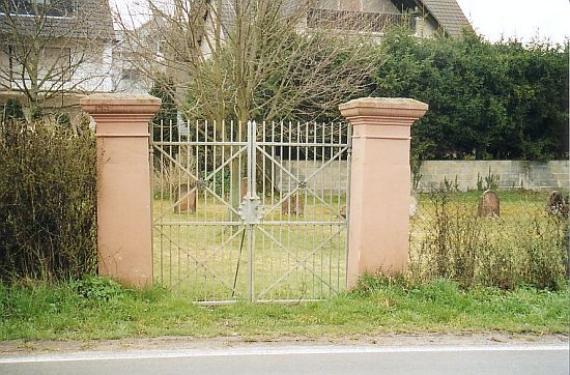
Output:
[82, 94, 428, 296]
[151, 119, 351, 303]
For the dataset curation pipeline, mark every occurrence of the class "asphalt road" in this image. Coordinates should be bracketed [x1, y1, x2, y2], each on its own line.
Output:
[1, 344, 568, 375]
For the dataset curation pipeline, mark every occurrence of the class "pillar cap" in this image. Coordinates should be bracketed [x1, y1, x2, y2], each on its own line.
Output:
[339, 97, 428, 121]
[80, 94, 161, 115]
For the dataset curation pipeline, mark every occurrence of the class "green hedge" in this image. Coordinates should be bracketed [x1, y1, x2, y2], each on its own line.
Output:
[0, 117, 97, 281]
[373, 30, 569, 161]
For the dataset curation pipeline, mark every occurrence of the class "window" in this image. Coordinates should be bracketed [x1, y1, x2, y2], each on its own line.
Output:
[5, 45, 73, 83]
[6, 46, 19, 83]
[3, 0, 75, 17]
[1, 46, 15, 83]
[121, 68, 140, 81]
[42, 46, 73, 80]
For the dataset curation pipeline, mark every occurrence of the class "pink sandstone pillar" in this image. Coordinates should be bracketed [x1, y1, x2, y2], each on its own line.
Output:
[340, 98, 428, 288]
[80, 94, 161, 287]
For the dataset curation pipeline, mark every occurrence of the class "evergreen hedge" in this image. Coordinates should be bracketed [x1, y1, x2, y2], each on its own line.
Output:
[373, 30, 569, 161]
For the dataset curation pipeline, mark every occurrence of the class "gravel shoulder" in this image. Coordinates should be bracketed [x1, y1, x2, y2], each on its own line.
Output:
[1, 333, 567, 356]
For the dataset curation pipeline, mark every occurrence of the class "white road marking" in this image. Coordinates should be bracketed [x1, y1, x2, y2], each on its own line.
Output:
[0, 344, 568, 364]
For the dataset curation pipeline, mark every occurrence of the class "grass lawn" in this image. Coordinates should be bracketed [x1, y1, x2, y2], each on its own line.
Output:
[0, 279, 567, 342]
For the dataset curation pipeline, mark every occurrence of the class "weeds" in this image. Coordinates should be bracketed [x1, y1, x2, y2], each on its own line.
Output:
[71, 277, 128, 301]
[409, 191, 568, 290]
[476, 168, 500, 191]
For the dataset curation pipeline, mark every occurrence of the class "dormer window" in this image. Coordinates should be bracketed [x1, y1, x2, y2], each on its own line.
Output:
[2, 0, 75, 17]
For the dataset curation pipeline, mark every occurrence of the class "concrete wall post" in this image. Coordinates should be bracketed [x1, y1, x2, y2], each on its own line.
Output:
[340, 98, 428, 288]
[80, 94, 161, 287]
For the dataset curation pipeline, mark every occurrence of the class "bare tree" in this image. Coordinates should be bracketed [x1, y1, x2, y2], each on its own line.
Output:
[116, 0, 383, 220]
[0, 0, 114, 119]
[117, 0, 380, 123]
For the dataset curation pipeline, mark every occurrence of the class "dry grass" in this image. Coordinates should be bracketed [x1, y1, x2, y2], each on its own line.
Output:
[409, 191, 568, 289]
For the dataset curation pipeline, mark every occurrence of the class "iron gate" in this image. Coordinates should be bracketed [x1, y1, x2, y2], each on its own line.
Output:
[151, 119, 351, 303]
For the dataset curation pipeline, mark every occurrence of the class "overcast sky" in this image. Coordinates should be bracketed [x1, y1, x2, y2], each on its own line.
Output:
[112, 0, 570, 44]
[456, 0, 569, 44]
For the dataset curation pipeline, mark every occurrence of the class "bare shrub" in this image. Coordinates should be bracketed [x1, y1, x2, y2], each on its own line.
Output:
[0, 117, 96, 281]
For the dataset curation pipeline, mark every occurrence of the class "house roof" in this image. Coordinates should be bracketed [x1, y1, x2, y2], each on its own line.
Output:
[142, 0, 472, 42]
[309, 0, 473, 37]
[0, 0, 114, 40]
[416, 0, 472, 37]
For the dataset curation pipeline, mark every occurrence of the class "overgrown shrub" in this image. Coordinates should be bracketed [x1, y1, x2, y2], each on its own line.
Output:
[0, 117, 97, 281]
[409, 192, 568, 290]
[1, 99, 25, 121]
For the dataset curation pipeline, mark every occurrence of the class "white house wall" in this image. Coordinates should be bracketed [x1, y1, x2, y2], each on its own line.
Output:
[0, 39, 115, 98]
[73, 41, 114, 93]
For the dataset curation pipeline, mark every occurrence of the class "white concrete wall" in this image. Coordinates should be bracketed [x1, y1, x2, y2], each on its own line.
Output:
[277, 160, 569, 193]
[417, 160, 569, 192]
[275, 159, 350, 193]
[316, 0, 398, 12]
[414, 16, 437, 38]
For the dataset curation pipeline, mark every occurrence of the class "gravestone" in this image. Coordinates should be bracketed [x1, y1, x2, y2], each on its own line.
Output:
[478, 190, 500, 218]
[340, 205, 347, 219]
[546, 191, 569, 219]
[282, 194, 305, 216]
[174, 183, 196, 214]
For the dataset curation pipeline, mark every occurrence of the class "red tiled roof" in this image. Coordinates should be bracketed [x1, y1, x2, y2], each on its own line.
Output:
[418, 0, 472, 37]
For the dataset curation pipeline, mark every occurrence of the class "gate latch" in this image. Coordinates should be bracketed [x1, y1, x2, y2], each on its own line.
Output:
[238, 198, 264, 225]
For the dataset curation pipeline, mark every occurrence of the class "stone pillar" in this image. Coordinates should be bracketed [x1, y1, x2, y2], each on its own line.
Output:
[340, 98, 428, 288]
[80, 94, 161, 287]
